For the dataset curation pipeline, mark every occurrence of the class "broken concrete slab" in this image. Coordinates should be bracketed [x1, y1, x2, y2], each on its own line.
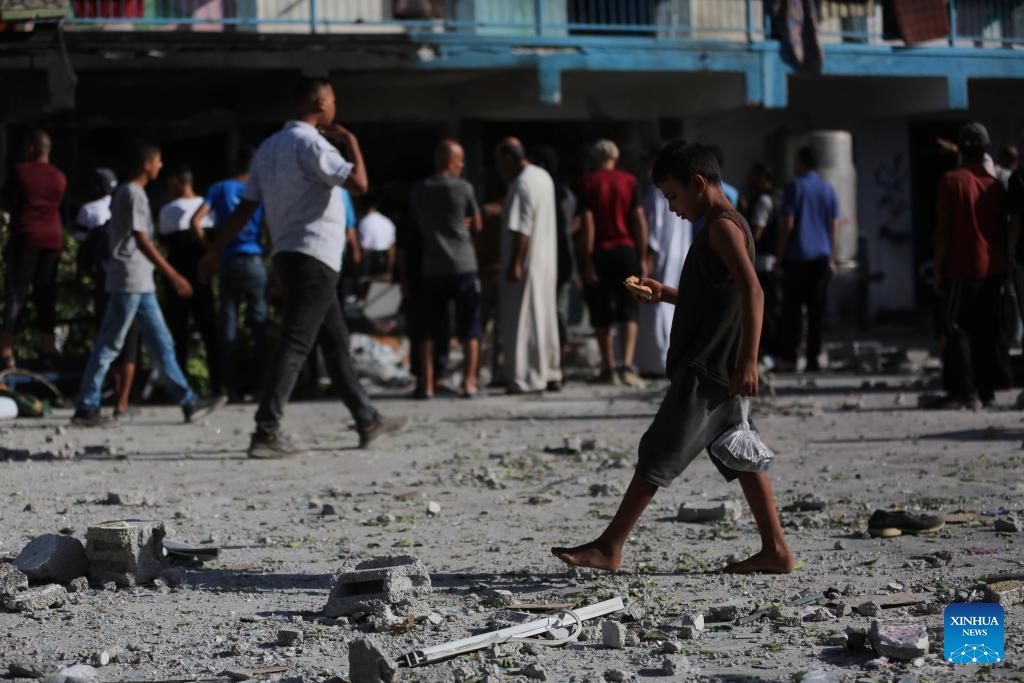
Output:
[85, 520, 165, 587]
[676, 500, 741, 523]
[983, 580, 1024, 606]
[994, 515, 1022, 533]
[14, 534, 88, 584]
[324, 554, 431, 617]
[42, 664, 100, 683]
[0, 562, 29, 599]
[348, 636, 397, 683]
[5, 584, 67, 612]
[869, 621, 929, 661]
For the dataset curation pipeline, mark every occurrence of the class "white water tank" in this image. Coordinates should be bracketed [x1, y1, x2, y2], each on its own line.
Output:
[782, 130, 858, 266]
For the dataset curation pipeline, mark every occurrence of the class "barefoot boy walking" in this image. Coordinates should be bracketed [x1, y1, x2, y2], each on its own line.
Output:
[552, 141, 794, 574]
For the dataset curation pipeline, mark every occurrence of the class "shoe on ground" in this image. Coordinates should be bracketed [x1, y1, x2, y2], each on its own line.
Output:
[587, 368, 621, 386]
[617, 365, 647, 388]
[182, 394, 228, 423]
[112, 405, 141, 420]
[71, 407, 112, 428]
[867, 509, 945, 538]
[358, 416, 409, 448]
[248, 430, 312, 459]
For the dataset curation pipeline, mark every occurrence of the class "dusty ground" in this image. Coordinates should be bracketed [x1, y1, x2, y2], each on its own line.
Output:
[1, 364, 1023, 682]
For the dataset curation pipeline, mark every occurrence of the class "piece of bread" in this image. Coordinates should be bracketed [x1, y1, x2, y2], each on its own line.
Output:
[623, 276, 653, 301]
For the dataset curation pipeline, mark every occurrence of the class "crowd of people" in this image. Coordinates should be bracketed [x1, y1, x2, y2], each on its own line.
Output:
[2, 76, 1022, 459]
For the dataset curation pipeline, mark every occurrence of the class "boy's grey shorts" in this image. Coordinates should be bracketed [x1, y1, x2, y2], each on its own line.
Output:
[637, 366, 744, 487]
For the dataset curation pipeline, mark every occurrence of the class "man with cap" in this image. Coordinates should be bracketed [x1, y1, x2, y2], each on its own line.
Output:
[928, 121, 1009, 409]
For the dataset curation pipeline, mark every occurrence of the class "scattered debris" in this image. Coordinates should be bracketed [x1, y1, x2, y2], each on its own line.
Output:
[68, 576, 89, 593]
[277, 627, 303, 646]
[676, 500, 741, 523]
[86, 520, 166, 587]
[14, 534, 88, 584]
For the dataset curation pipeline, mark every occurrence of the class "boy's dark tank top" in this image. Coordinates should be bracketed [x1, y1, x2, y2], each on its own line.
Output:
[665, 207, 755, 386]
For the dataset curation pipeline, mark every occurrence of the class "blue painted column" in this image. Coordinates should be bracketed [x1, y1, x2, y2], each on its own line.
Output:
[538, 59, 561, 105]
[948, 0, 957, 46]
[310, 0, 318, 34]
[947, 74, 968, 109]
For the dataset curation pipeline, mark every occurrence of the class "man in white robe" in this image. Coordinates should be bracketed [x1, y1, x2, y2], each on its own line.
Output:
[495, 137, 562, 392]
[634, 182, 692, 376]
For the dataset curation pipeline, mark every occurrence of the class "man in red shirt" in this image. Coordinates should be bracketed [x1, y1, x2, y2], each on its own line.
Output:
[581, 139, 649, 387]
[930, 122, 1009, 409]
[1, 129, 67, 369]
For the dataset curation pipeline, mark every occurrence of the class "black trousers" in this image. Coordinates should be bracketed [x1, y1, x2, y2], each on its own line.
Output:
[780, 258, 831, 366]
[940, 276, 1010, 401]
[164, 232, 222, 392]
[2, 242, 60, 335]
[255, 252, 380, 434]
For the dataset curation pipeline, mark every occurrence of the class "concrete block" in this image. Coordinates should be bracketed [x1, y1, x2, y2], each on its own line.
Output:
[85, 520, 165, 587]
[984, 580, 1024, 606]
[5, 583, 67, 611]
[14, 534, 88, 584]
[869, 621, 929, 661]
[348, 636, 397, 683]
[0, 562, 29, 598]
[324, 554, 430, 617]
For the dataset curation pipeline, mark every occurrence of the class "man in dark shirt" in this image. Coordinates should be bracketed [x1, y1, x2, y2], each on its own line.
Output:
[580, 139, 649, 388]
[0, 129, 67, 369]
[929, 122, 1009, 409]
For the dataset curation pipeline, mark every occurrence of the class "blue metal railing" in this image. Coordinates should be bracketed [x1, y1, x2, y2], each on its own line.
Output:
[61, 0, 1024, 47]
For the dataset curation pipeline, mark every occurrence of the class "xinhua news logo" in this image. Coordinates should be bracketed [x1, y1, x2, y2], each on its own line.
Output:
[944, 603, 1004, 664]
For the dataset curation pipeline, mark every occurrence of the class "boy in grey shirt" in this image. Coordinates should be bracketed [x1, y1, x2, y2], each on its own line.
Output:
[73, 145, 226, 426]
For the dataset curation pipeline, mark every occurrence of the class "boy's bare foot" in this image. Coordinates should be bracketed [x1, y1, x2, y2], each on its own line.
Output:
[723, 549, 795, 574]
[551, 541, 621, 572]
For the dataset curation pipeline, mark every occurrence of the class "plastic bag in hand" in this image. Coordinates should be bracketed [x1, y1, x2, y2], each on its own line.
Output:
[708, 397, 775, 472]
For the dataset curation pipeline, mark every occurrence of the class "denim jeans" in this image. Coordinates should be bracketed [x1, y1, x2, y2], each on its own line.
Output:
[77, 292, 196, 409]
[255, 252, 380, 434]
[220, 254, 268, 397]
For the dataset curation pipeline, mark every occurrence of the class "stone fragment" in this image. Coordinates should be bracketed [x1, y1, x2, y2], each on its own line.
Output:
[800, 672, 840, 683]
[680, 612, 704, 631]
[601, 619, 626, 649]
[481, 589, 513, 607]
[68, 577, 89, 593]
[855, 601, 880, 617]
[678, 625, 702, 640]
[805, 607, 835, 622]
[563, 437, 582, 454]
[159, 567, 186, 588]
[105, 492, 147, 506]
[277, 627, 303, 646]
[994, 515, 1022, 532]
[983, 580, 1024, 605]
[85, 520, 165, 587]
[676, 500, 741, 523]
[869, 621, 929, 661]
[321, 503, 338, 516]
[8, 659, 53, 678]
[0, 562, 29, 598]
[521, 663, 547, 680]
[324, 555, 431, 617]
[348, 636, 397, 683]
[624, 632, 640, 647]
[604, 670, 629, 682]
[661, 655, 689, 676]
[90, 651, 110, 667]
[661, 640, 683, 654]
[707, 604, 742, 621]
[14, 534, 88, 584]
[426, 501, 442, 516]
[5, 584, 67, 611]
[589, 483, 621, 497]
[43, 664, 100, 683]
